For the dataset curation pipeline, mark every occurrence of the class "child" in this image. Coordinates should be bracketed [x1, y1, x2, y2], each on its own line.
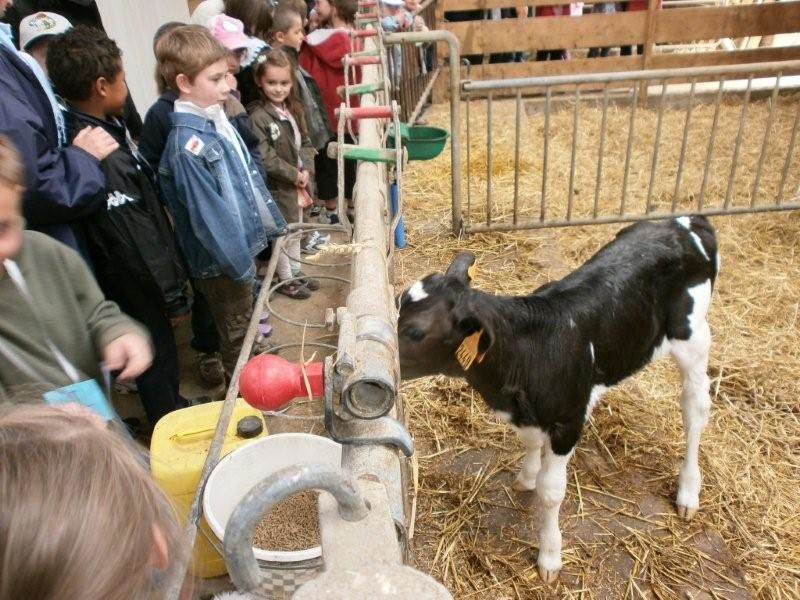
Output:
[47, 26, 192, 425]
[270, 4, 332, 251]
[0, 404, 186, 599]
[299, 0, 360, 224]
[380, 0, 408, 90]
[156, 25, 288, 378]
[0, 135, 152, 400]
[250, 48, 320, 298]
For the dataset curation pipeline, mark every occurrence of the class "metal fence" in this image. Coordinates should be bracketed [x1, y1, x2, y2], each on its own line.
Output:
[458, 60, 800, 234]
[389, 0, 439, 122]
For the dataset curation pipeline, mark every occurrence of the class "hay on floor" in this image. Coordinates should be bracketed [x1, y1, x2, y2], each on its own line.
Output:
[397, 95, 800, 599]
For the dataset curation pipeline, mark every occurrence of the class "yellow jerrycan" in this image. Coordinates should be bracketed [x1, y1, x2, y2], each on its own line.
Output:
[150, 399, 267, 578]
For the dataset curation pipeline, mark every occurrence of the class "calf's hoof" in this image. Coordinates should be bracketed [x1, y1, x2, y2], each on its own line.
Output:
[677, 504, 698, 521]
[537, 550, 561, 584]
[537, 564, 560, 584]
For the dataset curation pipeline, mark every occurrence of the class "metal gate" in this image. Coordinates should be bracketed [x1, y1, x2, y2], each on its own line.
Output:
[458, 60, 800, 235]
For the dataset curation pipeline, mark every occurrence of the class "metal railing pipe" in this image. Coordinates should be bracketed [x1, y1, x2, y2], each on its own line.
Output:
[384, 30, 461, 234]
[462, 60, 800, 92]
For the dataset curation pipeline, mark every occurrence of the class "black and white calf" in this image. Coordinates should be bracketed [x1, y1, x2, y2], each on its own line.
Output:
[398, 216, 718, 583]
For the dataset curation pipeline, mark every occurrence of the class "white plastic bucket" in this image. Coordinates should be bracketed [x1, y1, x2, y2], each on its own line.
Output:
[203, 432, 342, 565]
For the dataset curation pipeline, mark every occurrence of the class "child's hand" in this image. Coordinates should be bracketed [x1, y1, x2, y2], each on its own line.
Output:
[103, 333, 152, 381]
[413, 16, 427, 31]
[296, 170, 310, 188]
[73, 126, 119, 161]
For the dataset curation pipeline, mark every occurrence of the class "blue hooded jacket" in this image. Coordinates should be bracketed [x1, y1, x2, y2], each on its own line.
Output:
[0, 41, 105, 253]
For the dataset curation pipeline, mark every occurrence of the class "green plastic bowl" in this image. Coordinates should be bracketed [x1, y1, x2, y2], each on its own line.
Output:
[388, 124, 450, 161]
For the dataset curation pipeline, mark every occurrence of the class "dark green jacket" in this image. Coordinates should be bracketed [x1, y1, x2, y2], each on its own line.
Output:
[248, 101, 316, 223]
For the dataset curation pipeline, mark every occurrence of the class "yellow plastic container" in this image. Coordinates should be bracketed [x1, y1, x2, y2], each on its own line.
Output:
[150, 399, 267, 578]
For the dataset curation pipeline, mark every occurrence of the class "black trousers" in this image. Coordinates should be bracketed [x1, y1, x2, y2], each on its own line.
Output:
[103, 277, 184, 424]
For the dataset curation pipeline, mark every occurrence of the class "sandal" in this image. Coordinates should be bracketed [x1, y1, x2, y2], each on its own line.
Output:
[276, 282, 311, 299]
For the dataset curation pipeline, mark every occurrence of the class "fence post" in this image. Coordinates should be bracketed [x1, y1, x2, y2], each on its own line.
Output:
[639, 0, 660, 105]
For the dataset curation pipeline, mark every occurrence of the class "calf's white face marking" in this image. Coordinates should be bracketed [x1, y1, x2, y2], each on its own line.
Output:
[675, 216, 710, 261]
[407, 280, 428, 302]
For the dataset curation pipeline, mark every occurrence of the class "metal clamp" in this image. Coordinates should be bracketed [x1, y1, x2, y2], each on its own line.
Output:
[324, 356, 414, 457]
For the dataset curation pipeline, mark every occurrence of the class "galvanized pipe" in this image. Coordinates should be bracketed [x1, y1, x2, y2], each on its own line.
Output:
[224, 465, 369, 593]
[751, 73, 782, 206]
[462, 60, 800, 91]
[698, 78, 726, 211]
[673, 78, 697, 211]
[567, 86, 580, 221]
[620, 84, 639, 216]
[384, 30, 461, 234]
[724, 75, 753, 210]
[163, 236, 286, 599]
[486, 93, 493, 226]
[646, 79, 668, 214]
[594, 83, 610, 219]
[464, 200, 800, 234]
[778, 100, 800, 204]
[513, 90, 521, 225]
[541, 86, 551, 222]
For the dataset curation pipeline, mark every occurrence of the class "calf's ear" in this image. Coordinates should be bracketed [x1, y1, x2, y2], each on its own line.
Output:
[445, 251, 477, 286]
[453, 299, 495, 359]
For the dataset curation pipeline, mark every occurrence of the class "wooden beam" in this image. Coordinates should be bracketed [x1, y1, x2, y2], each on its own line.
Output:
[444, 3, 800, 54]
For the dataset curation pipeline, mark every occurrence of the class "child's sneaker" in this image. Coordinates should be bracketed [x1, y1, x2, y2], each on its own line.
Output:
[197, 351, 225, 387]
[309, 205, 321, 217]
[304, 230, 329, 251]
[276, 282, 312, 299]
[293, 271, 320, 291]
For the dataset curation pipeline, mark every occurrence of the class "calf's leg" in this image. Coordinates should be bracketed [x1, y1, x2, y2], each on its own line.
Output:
[670, 315, 712, 521]
[535, 437, 572, 583]
[512, 426, 546, 491]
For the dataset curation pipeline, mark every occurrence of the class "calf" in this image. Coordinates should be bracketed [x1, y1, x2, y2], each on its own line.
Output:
[397, 216, 718, 583]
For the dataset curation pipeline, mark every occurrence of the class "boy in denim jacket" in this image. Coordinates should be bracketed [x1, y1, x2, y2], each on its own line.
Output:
[157, 25, 287, 378]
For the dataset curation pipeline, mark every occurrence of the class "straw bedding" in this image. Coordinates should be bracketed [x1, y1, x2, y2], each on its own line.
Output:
[396, 95, 800, 599]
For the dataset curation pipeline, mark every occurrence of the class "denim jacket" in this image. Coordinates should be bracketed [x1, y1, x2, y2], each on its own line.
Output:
[159, 111, 287, 283]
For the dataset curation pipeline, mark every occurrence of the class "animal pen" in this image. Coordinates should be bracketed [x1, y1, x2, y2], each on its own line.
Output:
[156, 0, 800, 598]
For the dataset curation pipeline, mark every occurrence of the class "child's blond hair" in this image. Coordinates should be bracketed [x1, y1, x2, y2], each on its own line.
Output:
[0, 404, 185, 600]
[156, 24, 230, 94]
[0, 134, 24, 188]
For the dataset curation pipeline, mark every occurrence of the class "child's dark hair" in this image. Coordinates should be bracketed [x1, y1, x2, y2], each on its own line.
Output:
[253, 48, 307, 134]
[276, 0, 308, 18]
[271, 6, 302, 39]
[47, 26, 122, 102]
[224, 0, 273, 41]
[333, 0, 358, 25]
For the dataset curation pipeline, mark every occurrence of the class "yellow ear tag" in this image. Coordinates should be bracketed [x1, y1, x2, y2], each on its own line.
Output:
[455, 329, 487, 371]
[467, 263, 478, 281]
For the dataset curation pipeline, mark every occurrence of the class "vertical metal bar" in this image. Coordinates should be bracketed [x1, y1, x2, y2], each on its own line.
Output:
[466, 89, 472, 223]
[724, 74, 753, 210]
[594, 83, 610, 219]
[486, 93, 493, 226]
[541, 86, 551, 222]
[620, 83, 639, 216]
[699, 77, 726, 211]
[673, 78, 696, 212]
[513, 90, 521, 225]
[778, 99, 800, 204]
[567, 86, 580, 222]
[646, 78, 668, 214]
[751, 73, 782, 207]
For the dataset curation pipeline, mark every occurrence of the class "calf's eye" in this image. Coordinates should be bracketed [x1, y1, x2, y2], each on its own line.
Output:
[404, 328, 426, 342]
